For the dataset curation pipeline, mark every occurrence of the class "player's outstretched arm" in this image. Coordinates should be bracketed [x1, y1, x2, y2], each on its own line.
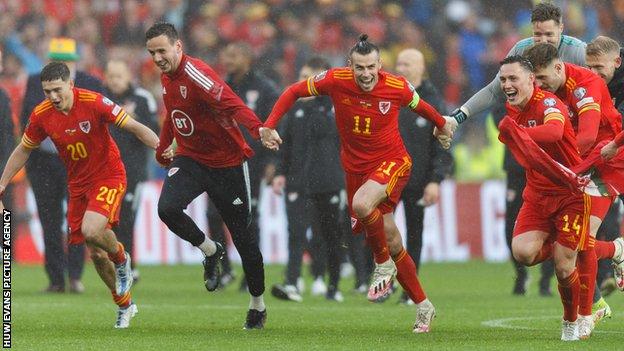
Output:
[0, 143, 33, 195]
[121, 118, 160, 150]
[264, 81, 313, 130]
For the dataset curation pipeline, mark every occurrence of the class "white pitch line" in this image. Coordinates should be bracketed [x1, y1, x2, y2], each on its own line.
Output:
[482, 315, 624, 334]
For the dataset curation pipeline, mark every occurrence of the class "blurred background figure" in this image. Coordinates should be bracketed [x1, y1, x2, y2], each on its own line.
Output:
[212, 41, 280, 290]
[395, 48, 453, 304]
[104, 58, 159, 284]
[20, 38, 104, 294]
[271, 57, 346, 302]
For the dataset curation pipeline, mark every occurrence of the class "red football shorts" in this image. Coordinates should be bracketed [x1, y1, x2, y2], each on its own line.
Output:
[67, 175, 126, 244]
[513, 189, 591, 251]
[590, 195, 615, 220]
[347, 155, 412, 233]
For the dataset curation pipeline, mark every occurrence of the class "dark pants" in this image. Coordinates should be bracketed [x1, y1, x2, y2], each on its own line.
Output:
[115, 179, 141, 269]
[401, 188, 425, 271]
[505, 171, 554, 288]
[26, 150, 84, 287]
[283, 191, 308, 286]
[596, 200, 621, 286]
[206, 176, 261, 281]
[308, 191, 345, 290]
[158, 156, 265, 296]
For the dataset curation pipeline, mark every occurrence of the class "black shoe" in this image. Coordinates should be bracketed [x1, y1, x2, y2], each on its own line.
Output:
[539, 285, 553, 297]
[43, 284, 65, 293]
[512, 274, 528, 295]
[203, 242, 225, 291]
[243, 309, 267, 330]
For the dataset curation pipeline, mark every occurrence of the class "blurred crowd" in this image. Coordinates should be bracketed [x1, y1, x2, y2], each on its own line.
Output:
[0, 0, 622, 181]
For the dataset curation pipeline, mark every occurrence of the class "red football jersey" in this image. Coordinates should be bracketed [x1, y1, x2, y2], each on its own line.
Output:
[159, 54, 263, 168]
[505, 87, 581, 193]
[22, 88, 128, 190]
[558, 63, 622, 146]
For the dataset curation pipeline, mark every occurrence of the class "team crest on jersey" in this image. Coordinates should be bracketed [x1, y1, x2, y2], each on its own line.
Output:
[379, 101, 391, 115]
[574, 87, 586, 99]
[180, 86, 187, 99]
[79, 121, 91, 133]
[168, 167, 179, 177]
[528, 120, 537, 127]
[314, 70, 327, 82]
[102, 97, 114, 106]
[543, 98, 556, 107]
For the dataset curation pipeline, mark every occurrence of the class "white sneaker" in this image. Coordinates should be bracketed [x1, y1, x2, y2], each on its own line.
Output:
[311, 277, 327, 296]
[271, 284, 303, 302]
[367, 258, 396, 303]
[114, 303, 138, 329]
[577, 315, 594, 340]
[413, 299, 435, 333]
[115, 252, 133, 296]
[561, 320, 579, 341]
[612, 238, 624, 291]
[340, 262, 354, 278]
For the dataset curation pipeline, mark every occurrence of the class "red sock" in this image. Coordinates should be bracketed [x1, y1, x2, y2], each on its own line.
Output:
[360, 209, 390, 264]
[557, 269, 580, 322]
[529, 241, 553, 266]
[393, 248, 426, 304]
[577, 249, 597, 316]
[111, 290, 131, 308]
[594, 240, 615, 259]
[108, 242, 127, 265]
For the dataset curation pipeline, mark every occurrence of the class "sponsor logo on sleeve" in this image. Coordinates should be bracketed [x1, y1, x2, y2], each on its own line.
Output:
[111, 105, 121, 116]
[102, 97, 114, 106]
[544, 107, 561, 115]
[573, 87, 586, 99]
[576, 96, 595, 108]
[314, 70, 327, 82]
[543, 98, 557, 107]
[168, 167, 179, 177]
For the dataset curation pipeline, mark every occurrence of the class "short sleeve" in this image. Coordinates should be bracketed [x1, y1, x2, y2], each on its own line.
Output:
[22, 114, 46, 149]
[97, 95, 131, 127]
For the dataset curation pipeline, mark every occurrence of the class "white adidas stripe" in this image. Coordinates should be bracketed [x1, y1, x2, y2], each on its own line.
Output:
[185, 62, 214, 91]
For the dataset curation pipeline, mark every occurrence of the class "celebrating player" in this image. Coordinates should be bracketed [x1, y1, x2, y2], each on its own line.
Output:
[497, 55, 587, 341]
[260, 34, 456, 333]
[525, 43, 624, 338]
[145, 22, 268, 329]
[0, 62, 160, 328]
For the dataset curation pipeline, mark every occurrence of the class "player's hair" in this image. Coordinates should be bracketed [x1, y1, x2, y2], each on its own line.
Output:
[531, 2, 562, 25]
[348, 34, 379, 58]
[145, 22, 179, 44]
[587, 36, 621, 57]
[500, 55, 534, 72]
[524, 43, 560, 69]
[40, 61, 70, 82]
[304, 56, 331, 71]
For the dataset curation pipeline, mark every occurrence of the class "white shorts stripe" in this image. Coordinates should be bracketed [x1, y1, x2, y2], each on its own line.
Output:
[242, 161, 252, 215]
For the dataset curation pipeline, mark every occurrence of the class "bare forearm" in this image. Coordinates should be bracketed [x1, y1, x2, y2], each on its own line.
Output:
[0, 144, 31, 187]
[135, 124, 159, 149]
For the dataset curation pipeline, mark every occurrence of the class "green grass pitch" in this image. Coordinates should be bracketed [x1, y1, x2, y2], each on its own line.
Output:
[11, 261, 624, 350]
